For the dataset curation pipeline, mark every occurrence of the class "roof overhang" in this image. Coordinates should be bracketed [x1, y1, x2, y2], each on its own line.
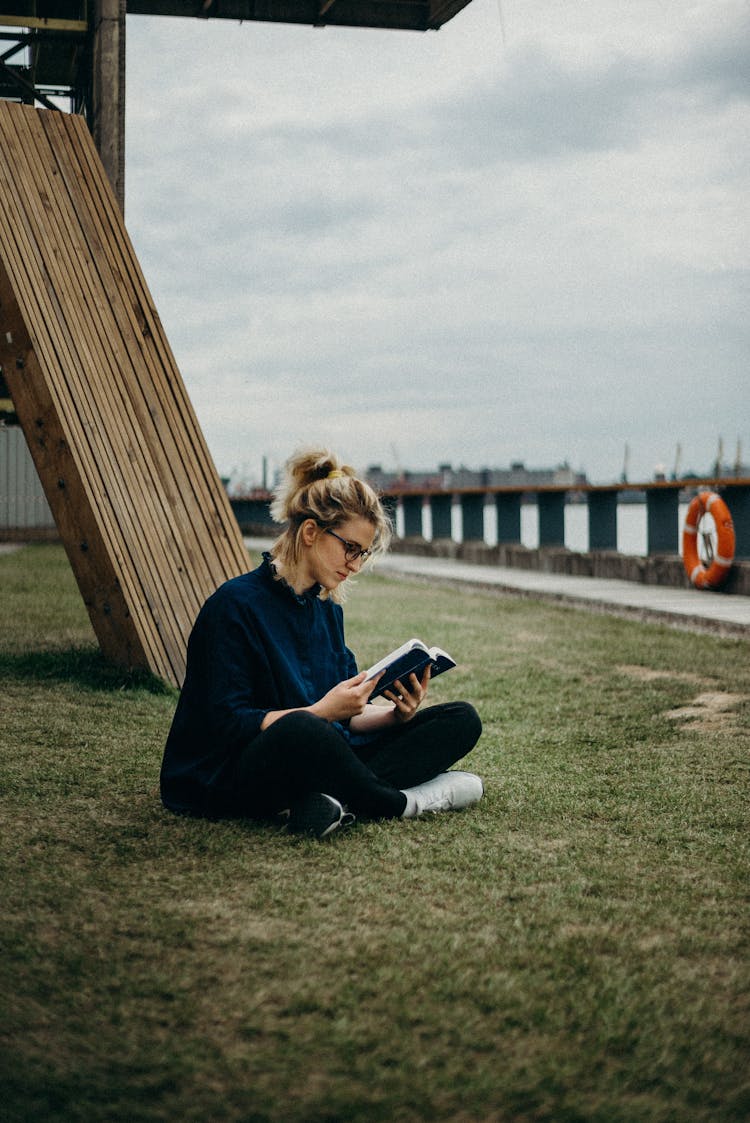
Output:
[125, 0, 473, 33]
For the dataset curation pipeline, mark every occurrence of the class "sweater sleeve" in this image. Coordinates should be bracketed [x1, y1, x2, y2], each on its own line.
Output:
[193, 587, 276, 751]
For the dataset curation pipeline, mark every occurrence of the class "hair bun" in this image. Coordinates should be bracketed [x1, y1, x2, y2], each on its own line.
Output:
[269, 446, 392, 600]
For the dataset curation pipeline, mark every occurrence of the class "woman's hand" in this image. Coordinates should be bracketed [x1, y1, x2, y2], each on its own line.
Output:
[310, 671, 381, 723]
[383, 664, 430, 723]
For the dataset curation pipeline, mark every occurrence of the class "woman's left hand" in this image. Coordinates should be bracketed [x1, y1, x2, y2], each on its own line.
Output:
[384, 665, 430, 723]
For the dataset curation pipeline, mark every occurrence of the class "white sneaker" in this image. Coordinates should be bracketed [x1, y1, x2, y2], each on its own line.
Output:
[401, 771, 484, 819]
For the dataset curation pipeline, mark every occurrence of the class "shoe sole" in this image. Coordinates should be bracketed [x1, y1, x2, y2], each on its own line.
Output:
[288, 793, 355, 839]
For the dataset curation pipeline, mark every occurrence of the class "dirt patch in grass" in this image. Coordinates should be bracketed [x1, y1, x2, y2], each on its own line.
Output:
[618, 664, 708, 686]
[663, 691, 748, 731]
[618, 663, 748, 732]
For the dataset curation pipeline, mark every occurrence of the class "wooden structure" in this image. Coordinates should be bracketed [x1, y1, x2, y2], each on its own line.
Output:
[0, 100, 249, 685]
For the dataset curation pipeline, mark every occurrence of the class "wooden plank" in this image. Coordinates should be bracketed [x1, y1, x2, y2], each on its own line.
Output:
[0, 101, 248, 685]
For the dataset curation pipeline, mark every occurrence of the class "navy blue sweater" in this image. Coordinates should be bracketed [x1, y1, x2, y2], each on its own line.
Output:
[160, 554, 358, 815]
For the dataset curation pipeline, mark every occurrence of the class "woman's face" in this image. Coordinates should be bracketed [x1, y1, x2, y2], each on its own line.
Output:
[299, 516, 377, 593]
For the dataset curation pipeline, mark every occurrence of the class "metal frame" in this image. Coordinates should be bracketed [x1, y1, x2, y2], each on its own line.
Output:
[0, 9, 89, 114]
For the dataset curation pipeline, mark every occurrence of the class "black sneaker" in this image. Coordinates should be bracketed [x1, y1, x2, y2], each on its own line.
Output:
[287, 792, 355, 839]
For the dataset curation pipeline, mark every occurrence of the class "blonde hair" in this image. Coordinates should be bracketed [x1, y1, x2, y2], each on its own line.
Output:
[270, 447, 392, 601]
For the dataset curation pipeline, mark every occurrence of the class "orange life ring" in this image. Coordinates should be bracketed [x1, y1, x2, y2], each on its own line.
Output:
[682, 491, 735, 589]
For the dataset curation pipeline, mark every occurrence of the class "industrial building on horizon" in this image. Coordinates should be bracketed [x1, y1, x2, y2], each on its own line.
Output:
[365, 461, 588, 493]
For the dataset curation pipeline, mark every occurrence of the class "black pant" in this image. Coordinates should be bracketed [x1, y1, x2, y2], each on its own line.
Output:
[234, 701, 482, 821]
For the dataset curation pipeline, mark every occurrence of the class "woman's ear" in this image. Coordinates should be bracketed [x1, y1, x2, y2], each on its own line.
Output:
[300, 519, 319, 547]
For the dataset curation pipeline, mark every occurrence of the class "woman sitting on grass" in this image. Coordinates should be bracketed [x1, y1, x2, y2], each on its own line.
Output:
[160, 447, 483, 838]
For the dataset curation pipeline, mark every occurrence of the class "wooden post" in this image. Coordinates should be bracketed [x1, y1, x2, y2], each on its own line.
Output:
[91, 0, 126, 211]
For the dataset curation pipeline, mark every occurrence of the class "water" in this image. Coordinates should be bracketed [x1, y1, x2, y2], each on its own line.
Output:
[399, 502, 691, 557]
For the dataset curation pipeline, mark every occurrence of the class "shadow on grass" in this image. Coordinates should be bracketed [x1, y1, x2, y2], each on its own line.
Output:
[0, 645, 174, 694]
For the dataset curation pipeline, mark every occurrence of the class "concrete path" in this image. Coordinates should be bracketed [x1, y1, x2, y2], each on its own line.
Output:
[377, 552, 750, 637]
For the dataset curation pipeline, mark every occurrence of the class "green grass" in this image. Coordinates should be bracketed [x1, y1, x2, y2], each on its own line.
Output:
[1, 543, 749, 1122]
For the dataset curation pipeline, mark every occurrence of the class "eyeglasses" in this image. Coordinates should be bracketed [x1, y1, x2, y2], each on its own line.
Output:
[325, 528, 373, 563]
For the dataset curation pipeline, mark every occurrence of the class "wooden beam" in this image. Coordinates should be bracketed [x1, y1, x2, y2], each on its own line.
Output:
[0, 15, 88, 31]
[90, 0, 125, 210]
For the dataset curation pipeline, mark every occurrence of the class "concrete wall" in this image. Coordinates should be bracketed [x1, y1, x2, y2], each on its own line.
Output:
[390, 535, 750, 596]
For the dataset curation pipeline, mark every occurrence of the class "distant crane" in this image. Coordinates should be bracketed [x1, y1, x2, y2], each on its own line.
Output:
[715, 436, 724, 476]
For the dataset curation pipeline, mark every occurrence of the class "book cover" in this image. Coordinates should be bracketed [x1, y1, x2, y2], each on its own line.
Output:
[364, 638, 456, 700]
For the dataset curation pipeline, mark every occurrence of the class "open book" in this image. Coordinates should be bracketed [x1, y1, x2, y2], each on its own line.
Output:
[364, 638, 456, 700]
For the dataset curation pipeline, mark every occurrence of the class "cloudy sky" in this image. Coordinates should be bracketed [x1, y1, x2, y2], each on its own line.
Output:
[124, 0, 748, 488]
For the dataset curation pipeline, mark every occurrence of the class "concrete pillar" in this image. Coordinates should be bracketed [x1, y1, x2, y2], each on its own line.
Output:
[647, 488, 679, 554]
[538, 491, 565, 547]
[430, 494, 452, 539]
[460, 493, 484, 542]
[91, 0, 126, 211]
[495, 492, 521, 544]
[588, 490, 618, 551]
[402, 494, 423, 538]
[725, 485, 750, 561]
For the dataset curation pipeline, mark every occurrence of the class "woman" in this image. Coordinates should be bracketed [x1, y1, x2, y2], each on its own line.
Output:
[160, 448, 483, 838]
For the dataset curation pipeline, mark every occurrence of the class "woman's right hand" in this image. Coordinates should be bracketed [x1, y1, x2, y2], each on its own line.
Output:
[310, 671, 381, 723]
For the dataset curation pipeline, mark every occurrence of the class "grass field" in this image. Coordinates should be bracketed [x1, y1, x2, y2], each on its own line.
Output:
[1, 543, 749, 1122]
